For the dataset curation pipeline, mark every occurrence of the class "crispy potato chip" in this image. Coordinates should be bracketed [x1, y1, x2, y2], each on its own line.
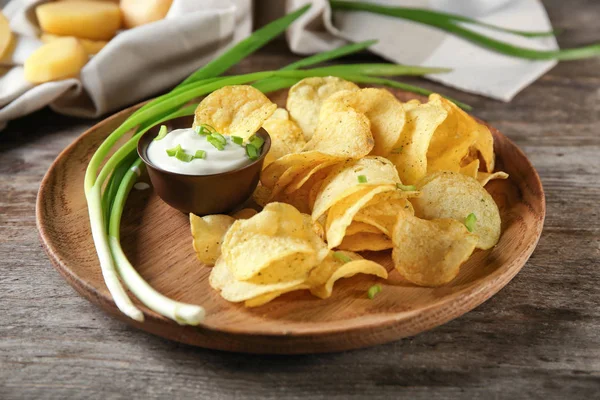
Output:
[307, 251, 388, 299]
[221, 203, 328, 282]
[392, 215, 478, 286]
[354, 190, 415, 236]
[190, 214, 235, 265]
[427, 94, 495, 174]
[271, 180, 313, 214]
[477, 171, 509, 186]
[210, 257, 306, 302]
[252, 184, 271, 207]
[303, 109, 374, 158]
[338, 233, 392, 252]
[405, 99, 421, 107]
[262, 117, 306, 168]
[269, 108, 289, 120]
[320, 88, 406, 156]
[283, 160, 338, 195]
[244, 284, 309, 307]
[388, 100, 448, 185]
[287, 77, 359, 139]
[312, 156, 401, 221]
[261, 151, 342, 190]
[459, 159, 480, 179]
[325, 185, 396, 249]
[231, 208, 258, 219]
[411, 171, 501, 250]
[346, 221, 383, 236]
[193, 85, 277, 139]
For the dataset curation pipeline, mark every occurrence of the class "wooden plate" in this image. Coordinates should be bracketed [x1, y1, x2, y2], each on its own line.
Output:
[36, 89, 545, 354]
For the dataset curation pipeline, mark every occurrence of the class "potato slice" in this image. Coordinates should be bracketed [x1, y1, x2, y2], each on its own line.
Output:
[120, 0, 173, 29]
[36, 1, 122, 41]
[190, 214, 235, 266]
[0, 12, 14, 59]
[40, 33, 107, 55]
[287, 77, 359, 140]
[24, 37, 88, 83]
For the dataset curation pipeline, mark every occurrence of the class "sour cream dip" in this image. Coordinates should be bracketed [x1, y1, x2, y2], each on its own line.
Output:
[147, 128, 252, 175]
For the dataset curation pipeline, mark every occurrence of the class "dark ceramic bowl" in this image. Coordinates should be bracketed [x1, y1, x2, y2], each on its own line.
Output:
[137, 116, 271, 216]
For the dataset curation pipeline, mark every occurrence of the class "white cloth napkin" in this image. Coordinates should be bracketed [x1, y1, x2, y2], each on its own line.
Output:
[0, 0, 252, 130]
[286, 0, 558, 102]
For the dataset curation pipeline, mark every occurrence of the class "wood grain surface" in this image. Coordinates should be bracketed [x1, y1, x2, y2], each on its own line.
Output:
[35, 88, 544, 354]
[1, 0, 599, 397]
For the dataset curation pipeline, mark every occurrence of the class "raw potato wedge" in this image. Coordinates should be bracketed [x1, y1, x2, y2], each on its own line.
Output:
[24, 37, 88, 83]
[0, 12, 13, 59]
[40, 33, 107, 56]
[120, 0, 173, 29]
[36, 1, 122, 41]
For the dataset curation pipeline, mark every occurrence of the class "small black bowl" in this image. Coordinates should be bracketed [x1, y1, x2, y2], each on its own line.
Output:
[137, 116, 270, 216]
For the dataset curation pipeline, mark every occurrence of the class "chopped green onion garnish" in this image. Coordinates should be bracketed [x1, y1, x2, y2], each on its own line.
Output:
[207, 136, 225, 151]
[465, 213, 477, 232]
[358, 175, 367, 183]
[154, 125, 168, 141]
[367, 284, 382, 299]
[246, 143, 259, 160]
[396, 183, 417, 191]
[175, 149, 194, 162]
[333, 251, 352, 264]
[249, 134, 265, 149]
[391, 146, 403, 154]
[232, 136, 244, 145]
[165, 144, 182, 157]
[194, 150, 206, 159]
[210, 132, 227, 145]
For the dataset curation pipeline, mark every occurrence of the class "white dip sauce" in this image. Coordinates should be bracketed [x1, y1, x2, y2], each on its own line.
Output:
[147, 128, 251, 175]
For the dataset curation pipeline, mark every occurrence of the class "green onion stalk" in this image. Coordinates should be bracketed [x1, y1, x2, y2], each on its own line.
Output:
[330, 1, 600, 60]
[84, 6, 466, 325]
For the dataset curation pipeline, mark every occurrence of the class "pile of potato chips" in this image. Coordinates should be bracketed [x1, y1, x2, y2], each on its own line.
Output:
[190, 79, 507, 307]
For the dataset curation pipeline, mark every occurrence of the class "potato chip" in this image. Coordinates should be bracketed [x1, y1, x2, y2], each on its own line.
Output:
[345, 221, 383, 236]
[411, 171, 501, 250]
[231, 208, 258, 219]
[193, 85, 276, 139]
[307, 251, 388, 299]
[320, 88, 406, 156]
[271, 180, 313, 214]
[312, 156, 401, 221]
[459, 159, 480, 179]
[303, 109, 374, 158]
[283, 160, 338, 195]
[261, 151, 341, 190]
[287, 77, 359, 139]
[338, 233, 392, 252]
[190, 214, 235, 265]
[388, 100, 448, 185]
[354, 190, 415, 236]
[252, 183, 271, 207]
[262, 117, 306, 168]
[478, 171, 509, 186]
[427, 94, 495, 173]
[244, 284, 309, 307]
[325, 185, 396, 249]
[221, 202, 328, 282]
[210, 257, 306, 302]
[269, 108, 289, 120]
[392, 215, 478, 286]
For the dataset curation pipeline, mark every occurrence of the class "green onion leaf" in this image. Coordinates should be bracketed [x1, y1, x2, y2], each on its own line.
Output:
[154, 125, 168, 141]
[195, 124, 215, 136]
[166, 144, 182, 157]
[396, 183, 417, 191]
[367, 284, 382, 299]
[333, 251, 352, 264]
[194, 150, 206, 159]
[175, 149, 194, 162]
[465, 213, 477, 232]
[249, 135, 265, 149]
[391, 146, 403, 154]
[207, 136, 225, 151]
[246, 143, 259, 160]
[358, 175, 368, 183]
[232, 136, 244, 145]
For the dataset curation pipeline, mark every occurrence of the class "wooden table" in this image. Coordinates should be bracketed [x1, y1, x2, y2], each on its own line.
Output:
[1, 1, 599, 398]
